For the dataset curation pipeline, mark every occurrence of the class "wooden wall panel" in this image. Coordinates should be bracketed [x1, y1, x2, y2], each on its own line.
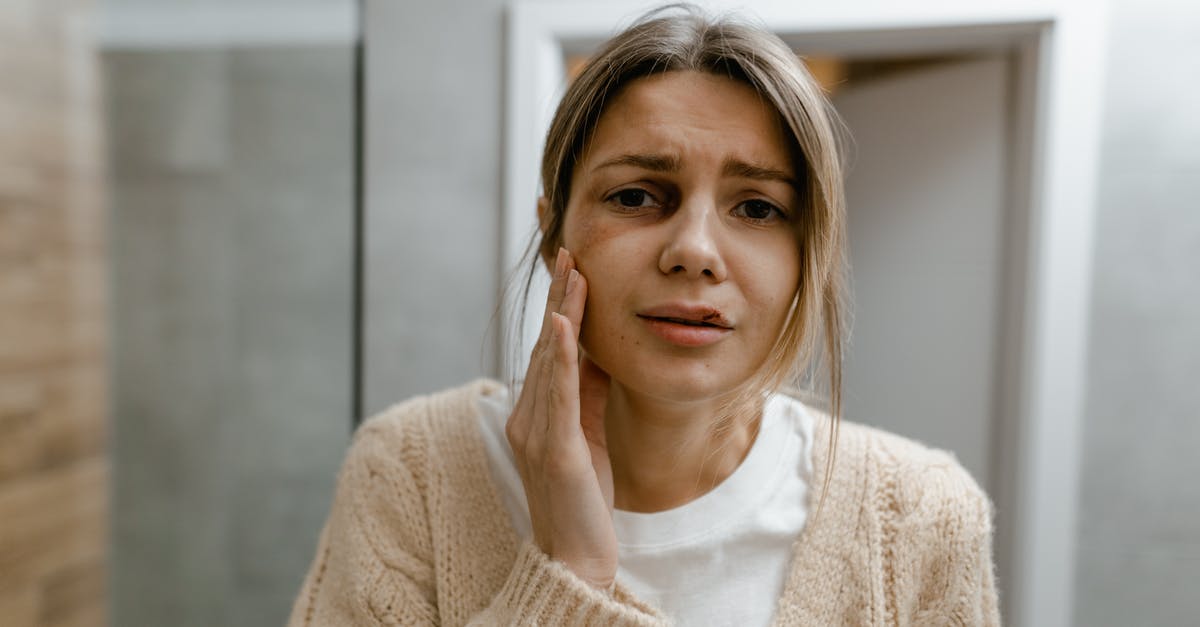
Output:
[0, 0, 108, 625]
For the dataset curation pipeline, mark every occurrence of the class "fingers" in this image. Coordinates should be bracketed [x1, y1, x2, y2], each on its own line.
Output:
[503, 254, 618, 583]
[508, 248, 584, 469]
[538, 247, 573, 348]
[560, 268, 586, 342]
[546, 312, 581, 451]
[528, 307, 559, 454]
[509, 247, 576, 451]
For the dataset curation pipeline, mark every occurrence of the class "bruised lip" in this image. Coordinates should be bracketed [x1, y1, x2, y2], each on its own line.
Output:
[636, 303, 734, 329]
[636, 303, 734, 347]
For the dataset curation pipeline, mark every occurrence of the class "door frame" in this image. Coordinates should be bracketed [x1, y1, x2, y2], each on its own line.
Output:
[502, 2, 1107, 625]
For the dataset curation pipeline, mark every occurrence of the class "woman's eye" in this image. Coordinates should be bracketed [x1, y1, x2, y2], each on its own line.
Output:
[734, 199, 785, 223]
[609, 188, 658, 209]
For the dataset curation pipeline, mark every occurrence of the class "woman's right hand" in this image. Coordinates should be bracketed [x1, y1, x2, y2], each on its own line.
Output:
[505, 247, 617, 590]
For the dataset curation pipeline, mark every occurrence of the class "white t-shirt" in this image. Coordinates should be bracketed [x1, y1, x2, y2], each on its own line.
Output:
[475, 388, 816, 627]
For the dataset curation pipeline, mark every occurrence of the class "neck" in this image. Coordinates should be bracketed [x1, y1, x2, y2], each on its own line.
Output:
[605, 382, 763, 513]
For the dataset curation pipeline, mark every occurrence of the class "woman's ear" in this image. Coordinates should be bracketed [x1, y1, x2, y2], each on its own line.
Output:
[537, 196, 555, 270]
[537, 196, 550, 234]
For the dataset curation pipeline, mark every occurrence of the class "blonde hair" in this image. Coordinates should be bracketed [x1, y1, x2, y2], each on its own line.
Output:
[512, 4, 849, 502]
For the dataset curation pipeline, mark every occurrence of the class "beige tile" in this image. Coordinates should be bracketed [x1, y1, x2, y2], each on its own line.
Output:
[0, 584, 38, 627]
[37, 367, 108, 467]
[0, 300, 74, 366]
[0, 374, 44, 481]
[0, 457, 108, 592]
[38, 555, 107, 627]
[0, 0, 108, 625]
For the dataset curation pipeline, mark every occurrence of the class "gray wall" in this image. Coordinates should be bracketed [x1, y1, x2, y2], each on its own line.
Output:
[1072, 1, 1200, 623]
[106, 47, 354, 626]
[362, 0, 507, 415]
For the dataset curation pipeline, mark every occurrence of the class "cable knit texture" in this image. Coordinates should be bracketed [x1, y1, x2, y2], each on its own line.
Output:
[288, 379, 1001, 626]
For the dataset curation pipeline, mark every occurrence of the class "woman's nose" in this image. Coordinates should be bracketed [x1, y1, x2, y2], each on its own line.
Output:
[657, 201, 728, 282]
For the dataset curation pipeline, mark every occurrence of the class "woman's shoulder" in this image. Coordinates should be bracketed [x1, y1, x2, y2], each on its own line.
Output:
[359, 377, 504, 431]
[800, 408, 991, 521]
[348, 377, 506, 467]
[844, 418, 977, 475]
[829, 420, 1000, 622]
[847, 419, 992, 528]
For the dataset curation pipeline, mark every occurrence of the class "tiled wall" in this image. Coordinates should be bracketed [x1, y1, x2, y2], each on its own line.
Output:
[105, 47, 355, 626]
[362, 0, 505, 414]
[0, 0, 108, 625]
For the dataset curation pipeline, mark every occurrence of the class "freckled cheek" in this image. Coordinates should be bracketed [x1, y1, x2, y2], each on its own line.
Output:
[564, 215, 638, 359]
[575, 262, 622, 357]
[562, 211, 603, 261]
[563, 211, 623, 293]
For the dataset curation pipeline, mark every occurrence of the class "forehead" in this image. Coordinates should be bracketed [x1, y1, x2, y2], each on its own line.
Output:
[580, 70, 792, 170]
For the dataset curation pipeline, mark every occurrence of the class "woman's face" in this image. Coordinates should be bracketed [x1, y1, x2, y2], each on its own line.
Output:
[559, 70, 802, 404]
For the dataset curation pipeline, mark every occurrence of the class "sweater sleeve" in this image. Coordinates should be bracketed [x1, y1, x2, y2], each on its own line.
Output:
[924, 479, 1002, 626]
[286, 419, 440, 626]
[470, 541, 669, 626]
[288, 411, 668, 627]
[971, 493, 1003, 626]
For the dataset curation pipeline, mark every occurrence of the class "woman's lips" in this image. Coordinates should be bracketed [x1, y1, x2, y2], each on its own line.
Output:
[636, 303, 733, 329]
[638, 317, 729, 345]
[638, 315, 733, 347]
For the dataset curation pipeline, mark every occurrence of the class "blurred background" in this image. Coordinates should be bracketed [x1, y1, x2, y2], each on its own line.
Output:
[0, 0, 1196, 626]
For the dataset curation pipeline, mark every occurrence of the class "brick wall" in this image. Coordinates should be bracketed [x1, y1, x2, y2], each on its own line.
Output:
[0, 1, 108, 625]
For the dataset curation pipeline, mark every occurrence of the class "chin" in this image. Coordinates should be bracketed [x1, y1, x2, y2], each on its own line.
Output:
[588, 346, 749, 405]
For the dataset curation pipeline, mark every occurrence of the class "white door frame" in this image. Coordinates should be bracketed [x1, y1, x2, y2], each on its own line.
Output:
[502, 2, 1107, 625]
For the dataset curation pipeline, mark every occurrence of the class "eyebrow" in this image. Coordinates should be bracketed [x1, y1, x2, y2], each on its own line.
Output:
[592, 153, 797, 189]
[592, 153, 680, 173]
[721, 158, 798, 189]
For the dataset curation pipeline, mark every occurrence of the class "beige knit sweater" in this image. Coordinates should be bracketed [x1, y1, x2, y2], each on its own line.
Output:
[288, 379, 1001, 626]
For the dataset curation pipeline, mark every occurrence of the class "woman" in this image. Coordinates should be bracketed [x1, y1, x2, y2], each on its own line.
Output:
[289, 6, 1000, 626]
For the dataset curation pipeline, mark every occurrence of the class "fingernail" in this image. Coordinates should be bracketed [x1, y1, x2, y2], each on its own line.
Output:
[565, 269, 579, 296]
[550, 312, 562, 339]
[555, 247, 568, 279]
